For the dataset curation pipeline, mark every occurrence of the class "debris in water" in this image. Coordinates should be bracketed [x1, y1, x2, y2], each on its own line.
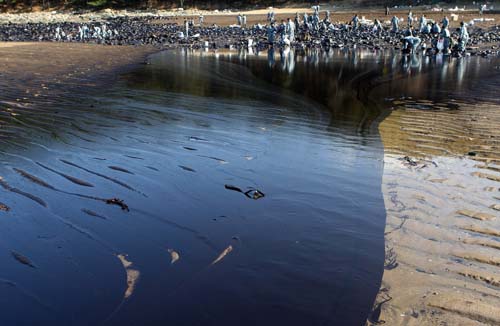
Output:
[106, 198, 129, 211]
[117, 254, 140, 299]
[81, 208, 107, 220]
[167, 249, 180, 264]
[245, 189, 265, 200]
[179, 165, 196, 172]
[0, 203, 10, 211]
[189, 136, 208, 142]
[11, 251, 36, 268]
[225, 185, 265, 200]
[211, 245, 233, 265]
[225, 184, 243, 193]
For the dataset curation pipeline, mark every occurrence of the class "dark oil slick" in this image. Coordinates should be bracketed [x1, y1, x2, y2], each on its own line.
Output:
[0, 47, 497, 326]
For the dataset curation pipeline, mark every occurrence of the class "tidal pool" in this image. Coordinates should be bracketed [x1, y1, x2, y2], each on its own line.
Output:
[0, 47, 497, 325]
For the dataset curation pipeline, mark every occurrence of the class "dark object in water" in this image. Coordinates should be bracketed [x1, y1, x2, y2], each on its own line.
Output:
[224, 185, 265, 200]
[82, 208, 107, 220]
[189, 136, 208, 142]
[224, 184, 243, 193]
[244, 189, 265, 200]
[179, 165, 196, 172]
[0, 203, 10, 211]
[11, 251, 36, 268]
[106, 198, 130, 211]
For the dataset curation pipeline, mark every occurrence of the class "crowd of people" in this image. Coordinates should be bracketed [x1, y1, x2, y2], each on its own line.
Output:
[263, 7, 473, 56]
[390, 11, 470, 54]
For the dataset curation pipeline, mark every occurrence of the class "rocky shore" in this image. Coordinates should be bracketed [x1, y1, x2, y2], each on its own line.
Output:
[0, 9, 499, 56]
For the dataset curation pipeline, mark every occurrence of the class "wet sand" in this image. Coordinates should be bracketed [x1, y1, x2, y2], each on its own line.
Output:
[369, 99, 500, 325]
[0, 42, 154, 95]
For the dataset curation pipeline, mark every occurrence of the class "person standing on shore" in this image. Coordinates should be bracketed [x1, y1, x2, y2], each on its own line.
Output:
[422, 23, 431, 34]
[237, 14, 242, 26]
[407, 11, 413, 28]
[386, 5, 390, 16]
[312, 10, 320, 31]
[267, 22, 276, 45]
[419, 14, 427, 33]
[442, 16, 449, 29]
[391, 15, 400, 33]
[431, 22, 441, 35]
[199, 15, 204, 27]
[294, 12, 301, 28]
[287, 18, 295, 42]
[459, 21, 469, 51]
[279, 20, 287, 43]
[82, 24, 89, 40]
[480, 3, 486, 15]
[373, 19, 383, 35]
[352, 14, 360, 31]
[93, 25, 102, 40]
[242, 14, 247, 28]
[55, 26, 62, 41]
[102, 23, 108, 39]
[267, 10, 275, 23]
[313, 4, 320, 16]
[440, 25, 451, 53]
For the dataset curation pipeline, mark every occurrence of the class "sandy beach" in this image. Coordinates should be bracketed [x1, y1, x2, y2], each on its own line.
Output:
[0, 42, 154, 103]
[370, 98, 500, 325]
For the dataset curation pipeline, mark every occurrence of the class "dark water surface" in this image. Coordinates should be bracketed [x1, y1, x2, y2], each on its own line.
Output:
[0, 48, 497, 326]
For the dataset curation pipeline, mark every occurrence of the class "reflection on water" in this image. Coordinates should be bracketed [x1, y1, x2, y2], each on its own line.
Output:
[0, 47, 497, 325]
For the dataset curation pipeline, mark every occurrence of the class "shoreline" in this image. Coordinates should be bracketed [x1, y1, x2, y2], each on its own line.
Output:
[0, 7, 499, 56]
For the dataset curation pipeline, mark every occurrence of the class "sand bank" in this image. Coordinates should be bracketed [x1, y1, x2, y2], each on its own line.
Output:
[369, 100, 500, 325]
[0, 42, 155, 101]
